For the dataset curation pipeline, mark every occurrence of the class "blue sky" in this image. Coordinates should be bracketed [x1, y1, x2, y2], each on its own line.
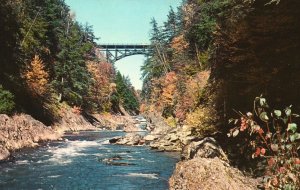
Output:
[65, 0, 182, 89]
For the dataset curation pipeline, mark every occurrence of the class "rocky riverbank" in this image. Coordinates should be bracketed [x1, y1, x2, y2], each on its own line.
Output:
[0, 114, 59, 161]
[0, 109, 97, 161]
[169, 137, 259, 190]
[109, 113, 260, 190]
[93, 114, 141, 132]
[0, 110, 144, 162]
[0, 110, 260, 189]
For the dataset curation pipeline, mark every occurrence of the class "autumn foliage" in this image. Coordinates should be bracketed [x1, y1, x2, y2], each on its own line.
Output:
[228, 97, 300, 189]
[24, 55, 49, 96]
[171, 35, 189, 53]
[87, 61, 114, 112]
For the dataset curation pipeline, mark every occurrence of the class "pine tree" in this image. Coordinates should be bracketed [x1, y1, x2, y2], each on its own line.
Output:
[163, 7, 177, 43]
[115, 71, 139, 113]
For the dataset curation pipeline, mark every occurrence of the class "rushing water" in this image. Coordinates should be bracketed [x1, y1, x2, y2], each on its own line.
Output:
[0, 131, 179, 190]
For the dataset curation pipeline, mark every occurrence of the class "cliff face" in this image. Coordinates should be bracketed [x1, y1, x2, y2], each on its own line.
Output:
[0, 114, 59, 161]
[211, 0, 300, 122]
[0, 108, 97, 161]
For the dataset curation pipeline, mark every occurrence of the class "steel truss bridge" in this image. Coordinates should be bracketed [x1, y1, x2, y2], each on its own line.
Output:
[97, 44, 151, 63]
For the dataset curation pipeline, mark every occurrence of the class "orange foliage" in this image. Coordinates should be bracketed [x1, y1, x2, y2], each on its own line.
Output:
[24, 55, 49, 96]
[161, 71, 178, 105]
[175, 71, 210, 122]
[87, 61, 115, 111]
[171, 35, 189, 53]
[72, 105, 82, 115]
[139, 103, 147, 113]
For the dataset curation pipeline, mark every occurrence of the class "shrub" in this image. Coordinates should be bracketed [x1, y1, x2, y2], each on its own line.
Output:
[228, 96, 300, 189]
[0, 85, 15, 114]
[185, 106, 217, 136]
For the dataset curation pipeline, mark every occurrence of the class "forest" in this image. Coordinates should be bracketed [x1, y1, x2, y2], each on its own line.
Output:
[0, 0, 140, 124]
[0, 0, 300, 189]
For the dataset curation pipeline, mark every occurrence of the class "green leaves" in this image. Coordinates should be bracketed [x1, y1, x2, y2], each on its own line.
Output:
[115, 71, 139, 113]
[260, 112, 269, 122]
[290, 133, 300, 142]
[229, 96, 300, 189]
[287, 123, 297, 133]
[54, 21, 94, 105]
[0, 85, 15, 114]
[285, 106, 292, 117]
[274, 110, 282, 117]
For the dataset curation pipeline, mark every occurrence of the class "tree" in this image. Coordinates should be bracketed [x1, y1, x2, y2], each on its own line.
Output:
[53, 16, 94, 106]
[24, 55, 49, 96]
[163, 7, 178, 43]
[87, 61, 115, 112]
[115, 71, 139, 114]
[0, 85, 15, 114]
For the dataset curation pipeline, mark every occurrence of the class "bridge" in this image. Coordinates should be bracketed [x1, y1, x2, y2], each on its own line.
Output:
[97, 44, 151, 63]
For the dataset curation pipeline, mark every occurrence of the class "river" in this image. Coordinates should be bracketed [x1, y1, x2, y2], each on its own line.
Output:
[0, 131, 179, 190]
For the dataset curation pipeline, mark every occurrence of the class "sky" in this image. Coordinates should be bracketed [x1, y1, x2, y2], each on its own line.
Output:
[65, 0, 182, 90]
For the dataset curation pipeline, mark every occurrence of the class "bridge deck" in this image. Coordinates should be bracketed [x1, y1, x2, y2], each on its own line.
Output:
[98, 44, 150, 49]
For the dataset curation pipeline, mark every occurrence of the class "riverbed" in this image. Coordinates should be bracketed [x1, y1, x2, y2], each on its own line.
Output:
[0, 131, 179, 190]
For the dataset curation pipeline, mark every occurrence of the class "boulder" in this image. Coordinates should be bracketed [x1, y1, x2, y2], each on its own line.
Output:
[110, 133, 143, 146]
[149, 125, 196, 152]
[169, 157, 258, 190]
[0, 145, 10, 161]
[181, 137, 228, 162]
[143, 134, 159, 141]
[109, 136, 122, 144]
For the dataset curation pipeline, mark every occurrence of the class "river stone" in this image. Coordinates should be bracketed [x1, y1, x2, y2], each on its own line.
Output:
[109, 136, 122, 144]
[115, 133, 143, 145]
[143, 134, 158, 141]
[168, 134, 179, 142]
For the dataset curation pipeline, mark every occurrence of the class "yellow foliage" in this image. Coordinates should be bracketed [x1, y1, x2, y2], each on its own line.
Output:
[185, 106, 217, 136]
[165, 116, 177, 127]
[24, 55, 49, 96]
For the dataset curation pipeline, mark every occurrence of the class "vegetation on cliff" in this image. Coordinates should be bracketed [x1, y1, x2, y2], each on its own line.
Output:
[141, 0, 300, 188]
[0, 0, 139, 123]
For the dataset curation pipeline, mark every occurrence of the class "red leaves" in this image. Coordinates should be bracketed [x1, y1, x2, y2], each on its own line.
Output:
[253, 147, 266, 158]
[257, 128, 264, 135]
[278, 167, 286, 174]
[294, 158, 300, 165]
[255, 147, 261, 157]
[268, 158, 276, 166]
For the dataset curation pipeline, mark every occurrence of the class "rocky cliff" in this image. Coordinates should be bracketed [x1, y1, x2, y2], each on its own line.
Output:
[0, 109, 97, 161]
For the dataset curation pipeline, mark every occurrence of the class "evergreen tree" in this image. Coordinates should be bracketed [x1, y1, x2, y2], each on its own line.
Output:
[54, 20, 93, 106]
[163, 7, 177, 43]
[115, 71, 139, 114]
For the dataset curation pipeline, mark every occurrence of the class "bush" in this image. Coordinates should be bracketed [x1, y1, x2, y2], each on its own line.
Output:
[228, 96, 300, 189]
[0, 85, 15, 114]
[185, 106, 217, 136]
